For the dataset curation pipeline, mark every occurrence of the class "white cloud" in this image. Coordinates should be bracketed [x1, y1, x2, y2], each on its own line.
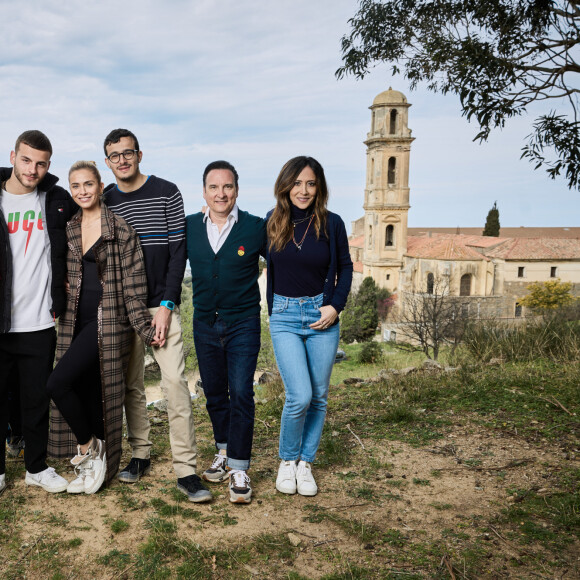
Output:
[0, 0, 576, 231]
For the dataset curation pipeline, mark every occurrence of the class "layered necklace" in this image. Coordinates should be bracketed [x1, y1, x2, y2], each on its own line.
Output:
[292, 213, 314, 251]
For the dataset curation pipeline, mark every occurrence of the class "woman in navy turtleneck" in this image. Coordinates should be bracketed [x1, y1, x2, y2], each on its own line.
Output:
[266, 156, 353, 496]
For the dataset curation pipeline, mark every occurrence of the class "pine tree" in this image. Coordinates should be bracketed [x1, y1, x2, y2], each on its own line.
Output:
[483, 201, 500, 237]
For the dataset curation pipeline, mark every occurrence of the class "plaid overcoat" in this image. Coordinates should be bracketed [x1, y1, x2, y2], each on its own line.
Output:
[48, 204, 155, 485]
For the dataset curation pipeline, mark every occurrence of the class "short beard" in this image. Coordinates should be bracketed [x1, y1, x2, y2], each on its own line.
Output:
[13, 167, 39, 192]
[115, 166, 137, 184]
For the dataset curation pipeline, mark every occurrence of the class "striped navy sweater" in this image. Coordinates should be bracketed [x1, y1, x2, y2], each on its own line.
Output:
[103, 175, 186, 307]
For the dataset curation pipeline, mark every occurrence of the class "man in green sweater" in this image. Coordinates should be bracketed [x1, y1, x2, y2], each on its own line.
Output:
[186, 161, 266, 504]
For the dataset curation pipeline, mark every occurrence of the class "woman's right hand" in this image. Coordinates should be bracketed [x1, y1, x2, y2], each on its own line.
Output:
[151, 337, 166, 348]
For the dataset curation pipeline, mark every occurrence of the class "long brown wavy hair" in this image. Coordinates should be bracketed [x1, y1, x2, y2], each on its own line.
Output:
[268, 156, 329, 252]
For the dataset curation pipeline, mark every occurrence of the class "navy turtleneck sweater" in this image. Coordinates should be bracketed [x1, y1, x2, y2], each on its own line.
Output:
[271, 205, 330, 298]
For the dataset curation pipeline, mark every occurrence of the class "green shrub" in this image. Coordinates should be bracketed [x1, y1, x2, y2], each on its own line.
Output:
[341, 277, 391, 343]
[358, 341, 384, 364]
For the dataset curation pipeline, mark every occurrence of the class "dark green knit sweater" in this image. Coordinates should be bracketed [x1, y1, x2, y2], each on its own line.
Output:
[185, 210, 266, 325]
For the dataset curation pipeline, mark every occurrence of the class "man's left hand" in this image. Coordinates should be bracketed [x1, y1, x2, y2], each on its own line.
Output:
[152, 306, 172, 343]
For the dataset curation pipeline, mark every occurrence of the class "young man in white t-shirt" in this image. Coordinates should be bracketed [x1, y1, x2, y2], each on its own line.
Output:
[0, 130, 76, 494]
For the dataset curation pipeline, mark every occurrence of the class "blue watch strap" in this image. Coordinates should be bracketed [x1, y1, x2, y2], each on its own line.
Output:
[160, 300, 175, 311]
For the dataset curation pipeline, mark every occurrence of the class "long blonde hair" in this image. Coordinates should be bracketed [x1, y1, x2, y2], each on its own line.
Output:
[268, 156, 328, 252]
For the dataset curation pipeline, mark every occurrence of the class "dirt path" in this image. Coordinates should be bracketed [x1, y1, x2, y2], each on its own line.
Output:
[2, 369, 579, 579]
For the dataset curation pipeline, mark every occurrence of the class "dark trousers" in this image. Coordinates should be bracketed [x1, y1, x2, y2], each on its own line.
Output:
[46, 320, 103, 446]
[8, 368, 22, 438]
[193, 315, 260, 471]
[0, 327, 56, 475]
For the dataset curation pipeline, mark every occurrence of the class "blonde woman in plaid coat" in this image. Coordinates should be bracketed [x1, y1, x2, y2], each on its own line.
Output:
[47, 161, 162, 494]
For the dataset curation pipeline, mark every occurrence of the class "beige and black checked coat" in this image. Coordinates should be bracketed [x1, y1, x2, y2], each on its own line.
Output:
[48, 204, 155, 485]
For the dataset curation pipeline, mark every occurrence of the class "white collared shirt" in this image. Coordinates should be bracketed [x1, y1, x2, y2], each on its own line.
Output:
[203, 204, 239, 253]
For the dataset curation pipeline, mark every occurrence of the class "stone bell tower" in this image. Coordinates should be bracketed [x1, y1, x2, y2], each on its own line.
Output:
[362, 88, 414, 292]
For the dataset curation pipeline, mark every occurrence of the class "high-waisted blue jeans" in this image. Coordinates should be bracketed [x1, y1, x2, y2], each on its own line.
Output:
[269, 293, 339, 463]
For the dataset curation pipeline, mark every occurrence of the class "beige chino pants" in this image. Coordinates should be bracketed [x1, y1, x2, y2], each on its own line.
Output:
[124, 307, 197, 478]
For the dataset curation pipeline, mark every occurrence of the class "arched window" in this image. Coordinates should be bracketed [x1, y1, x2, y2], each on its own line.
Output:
[371, 110, 376, 133]
[370, 158, 374, 184]
[388, 157, 396, 185]
[427, 273, 434, 294]
[368, 225, 373, 249]
[460, 274, 472, 296]
[389, 109, 397, 134]
[385, 224, 394, 247]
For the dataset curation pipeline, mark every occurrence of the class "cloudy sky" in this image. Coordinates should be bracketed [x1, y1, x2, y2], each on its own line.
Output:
[1, 0, 577, 232]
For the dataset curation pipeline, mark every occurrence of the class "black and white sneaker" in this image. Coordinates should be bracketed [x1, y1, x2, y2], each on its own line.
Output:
[229, 470, 252, 504]
[118, 458, 151, 483]
[202, 453, 229, 483]
[177, 474, 212, 503]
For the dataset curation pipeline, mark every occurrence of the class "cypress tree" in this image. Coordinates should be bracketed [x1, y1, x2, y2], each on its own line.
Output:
[483, 201, 500, 237]
[340, 277, 391, 343]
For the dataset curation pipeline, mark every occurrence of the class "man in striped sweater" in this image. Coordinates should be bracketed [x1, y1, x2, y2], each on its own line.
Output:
[103, 129, 211, 503]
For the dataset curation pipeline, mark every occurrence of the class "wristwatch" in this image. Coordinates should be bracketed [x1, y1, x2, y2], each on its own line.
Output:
[160, 300, 175, 311]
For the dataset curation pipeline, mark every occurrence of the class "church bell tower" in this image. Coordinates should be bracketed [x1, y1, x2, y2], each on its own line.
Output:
[362, 88, 413, 292]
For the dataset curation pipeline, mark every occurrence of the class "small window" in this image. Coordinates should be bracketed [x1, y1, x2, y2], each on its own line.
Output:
[370, 158, 374, 184]
[371, 110, 376, 133]
[386, 274, 390, 281]
[368, 225, 373, 249]
[389, 109, 397, 134]
[460, 274, 471, 296]
[388, 157, 396, 185]
[385, 225, 394, 247]
[550, 266, 557, 278]
[518, 267, 525, 278]
[427, 273, 434, 295]
[515, 303, 522, 318]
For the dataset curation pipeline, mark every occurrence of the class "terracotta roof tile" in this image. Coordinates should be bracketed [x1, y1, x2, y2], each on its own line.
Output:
[406, 234, 491, 261]
[408, 227, 580, 239]
[484, 238, 580, 260]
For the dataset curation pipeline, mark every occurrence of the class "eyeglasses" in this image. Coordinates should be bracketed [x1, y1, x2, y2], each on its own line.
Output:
[107, 149, 139, 163]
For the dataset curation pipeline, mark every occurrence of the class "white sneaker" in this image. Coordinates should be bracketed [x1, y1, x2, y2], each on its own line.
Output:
[67, 472, 86, 494]
[70, 445, 91, 467]
[0, 473, 6, 495]
[68, 443, 93, 493]
[276, 460, 297, 495]
[296, 461, 317, 496]
[25, 467, 68, 493]
[83, 438, 107, 494]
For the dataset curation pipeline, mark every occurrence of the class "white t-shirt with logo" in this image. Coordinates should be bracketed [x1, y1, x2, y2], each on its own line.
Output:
[0, 188, 54, 332]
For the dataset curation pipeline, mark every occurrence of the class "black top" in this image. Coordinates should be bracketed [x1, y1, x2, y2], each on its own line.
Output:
[77, 242, 103, 329]
[271, 205, 330, 298]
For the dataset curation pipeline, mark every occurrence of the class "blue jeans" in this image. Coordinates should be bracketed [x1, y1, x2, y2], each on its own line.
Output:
[269, 293, 339, 463]
[193, 315, 260, 471]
